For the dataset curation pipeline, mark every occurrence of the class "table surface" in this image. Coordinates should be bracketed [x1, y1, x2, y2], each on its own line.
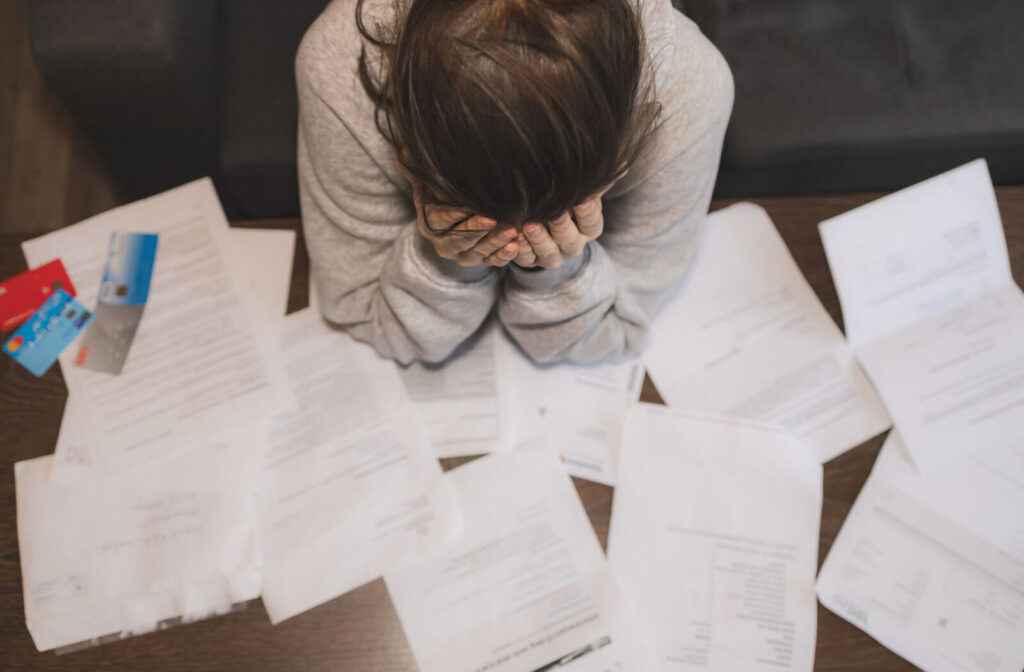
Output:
[1, 187, 1022, 671]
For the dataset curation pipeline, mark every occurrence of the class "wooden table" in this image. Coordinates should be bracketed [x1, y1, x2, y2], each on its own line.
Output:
[2, 188, 1022, 671]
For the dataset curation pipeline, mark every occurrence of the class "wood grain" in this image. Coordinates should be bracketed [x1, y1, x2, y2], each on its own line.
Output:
[1, 188, 1022, 670]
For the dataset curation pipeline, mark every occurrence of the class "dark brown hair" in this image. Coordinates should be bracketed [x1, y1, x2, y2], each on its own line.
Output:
[356, 0, 660, 227]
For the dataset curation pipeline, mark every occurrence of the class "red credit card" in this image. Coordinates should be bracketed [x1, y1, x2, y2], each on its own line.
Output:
[0, 259, 77, 331]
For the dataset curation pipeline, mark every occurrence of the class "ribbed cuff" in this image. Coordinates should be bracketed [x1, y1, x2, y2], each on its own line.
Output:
[507, 246, 588, 292]
[413, 232, 494, 283]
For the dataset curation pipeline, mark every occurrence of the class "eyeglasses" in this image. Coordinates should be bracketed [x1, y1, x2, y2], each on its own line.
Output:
[419, 191, 481, 237]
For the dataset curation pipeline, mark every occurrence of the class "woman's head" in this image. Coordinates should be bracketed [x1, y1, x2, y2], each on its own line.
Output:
[357, 0, 659, 227]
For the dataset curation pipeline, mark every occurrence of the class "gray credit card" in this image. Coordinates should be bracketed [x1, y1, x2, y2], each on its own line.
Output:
[75, 303, 145, 374]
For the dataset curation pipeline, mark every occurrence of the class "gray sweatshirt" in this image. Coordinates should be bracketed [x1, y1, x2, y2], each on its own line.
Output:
[297, 0, 733, 365]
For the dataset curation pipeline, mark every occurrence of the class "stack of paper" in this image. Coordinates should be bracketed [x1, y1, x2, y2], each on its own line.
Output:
[816, 159, 1024, 669]
[16, 181, 298, 651]
[21, 180, 290, 476]
[47, 227, 294, 491]
[310, 280, 505, 460]
[259, 309, 460, 623]
[317, 277, 647, 485]
[820, 159, 1024, 470]
[396, 324, 504, 459]
[16, 456, 261, 652]
[16, 159, 1021, 669]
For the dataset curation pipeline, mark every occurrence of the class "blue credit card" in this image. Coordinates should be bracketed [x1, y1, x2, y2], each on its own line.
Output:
[3, 289, 93, 377]
[97, 232, 158, 305]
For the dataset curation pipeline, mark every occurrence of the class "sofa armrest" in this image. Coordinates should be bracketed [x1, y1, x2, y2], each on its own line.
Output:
[29, 0, 219, 199]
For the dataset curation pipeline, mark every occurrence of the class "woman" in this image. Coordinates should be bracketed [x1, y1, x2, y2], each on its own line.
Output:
[297, 0, 733, 364]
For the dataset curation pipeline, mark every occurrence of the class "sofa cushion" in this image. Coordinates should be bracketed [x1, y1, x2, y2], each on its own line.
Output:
[218, 0, 331, 218]
[30, 0, 219, 200]
[683, 0, 1024, 196]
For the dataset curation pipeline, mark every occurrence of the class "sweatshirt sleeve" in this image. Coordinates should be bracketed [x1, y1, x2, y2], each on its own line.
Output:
[497, 16, 734, 363]
[296, 24, 500, 365]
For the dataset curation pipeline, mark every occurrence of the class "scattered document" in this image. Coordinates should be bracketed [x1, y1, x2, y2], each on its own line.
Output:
[608, 404, 822, 671]
[817, 432, 1024, 671]
[50, 403, 268, 493]
[495, 332, 644, 485]
[645, 203, 890, 463]
[16, 455, 261, 653]
[820, 159, 1024, 470]
[385, 452, 654, 672]
[49, 227, 295, 489]
[21, 179, 289, 474]
[310, 279, 503, 459]
[398, 324, 504, 458]
[227, 227, 296, 320]
[259, 309, 460, 624]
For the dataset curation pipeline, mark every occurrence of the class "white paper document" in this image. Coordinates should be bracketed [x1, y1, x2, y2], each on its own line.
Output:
[259, 309, 460, 624]
[21, 179, 289, 474]
[385, 453, 654, 672]
[399, 324, 504, 458]
[311, 278, 503, 459]
[645, 203, 890, 463]
[608, 404, 822, 671]
[820, 159, 1024, 469]
[49, 226, 295, 490]
[16, 455, 261, 653]
[816, 432, 1024, 672]
[495, 332, 644, 485]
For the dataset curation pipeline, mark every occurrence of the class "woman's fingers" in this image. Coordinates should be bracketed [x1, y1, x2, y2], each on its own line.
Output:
[524, 223, 564, 269]
[445, 215, 498, 253]
[483, 240, 518, 267]
[463, 226, 516, 260]
[571, 196, 603, 238]
[512, 233, 537, 267]
[424, 213, 496, 259]
[547, 212, 578, 250]
[427, 205, 468, 229]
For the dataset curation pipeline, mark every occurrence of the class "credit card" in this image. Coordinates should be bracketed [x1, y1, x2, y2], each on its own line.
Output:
[75, 304, 146, 374]
[3, 289, 93, 377]
[0, 259, 76, 331]
[76, 232, 158, 374]
[96, 232, 158, 305]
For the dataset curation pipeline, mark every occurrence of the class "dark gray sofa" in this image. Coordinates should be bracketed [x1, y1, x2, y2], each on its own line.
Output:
[29, 0, 1024, 218]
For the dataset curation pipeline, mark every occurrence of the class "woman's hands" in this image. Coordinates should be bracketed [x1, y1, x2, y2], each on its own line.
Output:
[418, 202, 522, 268]
[397, 156, 615, 270]
[512, 194, 605, 269]
[398, 159, 520, 268]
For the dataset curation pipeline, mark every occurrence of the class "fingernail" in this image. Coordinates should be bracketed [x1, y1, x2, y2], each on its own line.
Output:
[524, 223, 541, 235]
[504, 243, 518, 255]
[551, 212, 572, 224]
[576, 199, 596, 214]
[500, 228, 516, 241]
